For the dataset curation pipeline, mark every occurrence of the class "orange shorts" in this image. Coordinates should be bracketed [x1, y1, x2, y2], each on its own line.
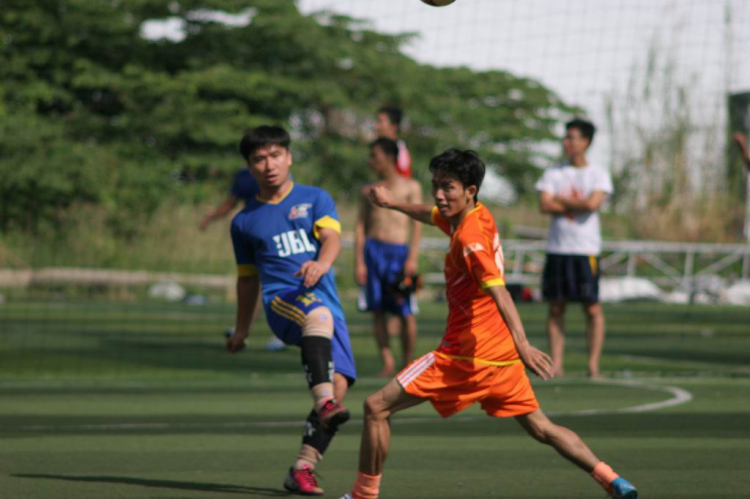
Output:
[397, 351, 539, 418]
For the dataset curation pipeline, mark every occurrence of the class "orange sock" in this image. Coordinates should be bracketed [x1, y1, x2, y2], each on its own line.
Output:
[591, 461, 620, 492]
[351, 471, 381, 499]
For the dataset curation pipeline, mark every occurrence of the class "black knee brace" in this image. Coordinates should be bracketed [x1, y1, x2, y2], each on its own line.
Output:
[301, 409, 337, 454]
[300, 336, 333, 389]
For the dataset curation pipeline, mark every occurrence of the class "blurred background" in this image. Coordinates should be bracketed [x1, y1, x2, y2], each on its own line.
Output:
[1, 0, 750, 382]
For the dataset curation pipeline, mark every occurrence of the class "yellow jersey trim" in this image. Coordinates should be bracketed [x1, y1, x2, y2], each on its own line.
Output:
[431, 206, 440, 225]
[434, 350, 521, 367]
[271, 304, 304, 326]
[237, 265, 258, 277]
[481, 278, 506, 289]
[256, 182, 294, 205]
[271, 298, 306, 325]
[589, 255, 598, 276]
[272, 297, 307, 321]
[313, 215, 341, 239]
[466, 202, 483, 217]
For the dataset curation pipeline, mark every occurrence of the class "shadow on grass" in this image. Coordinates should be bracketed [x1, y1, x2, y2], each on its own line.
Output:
[12, 473, 288, 496]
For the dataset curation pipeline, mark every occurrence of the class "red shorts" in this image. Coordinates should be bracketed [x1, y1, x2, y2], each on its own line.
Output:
[397, 351, 539, 418]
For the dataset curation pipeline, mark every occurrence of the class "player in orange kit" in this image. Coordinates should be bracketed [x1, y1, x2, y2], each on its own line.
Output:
[339, 149, 638, 499]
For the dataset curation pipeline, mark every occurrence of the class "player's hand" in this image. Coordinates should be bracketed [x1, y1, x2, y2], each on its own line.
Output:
[518, 343, 553, 380]
[199, 216, 211, 230]
[733, 132, 748, 150]
[404, 257, 418, 277]
[226, 330, 248, 353]
[296, 260, 331, 288]
[356, 263, 367, 286]
[369, 185, 395, 209]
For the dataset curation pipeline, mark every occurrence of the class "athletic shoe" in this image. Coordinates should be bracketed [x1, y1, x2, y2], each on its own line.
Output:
[283, 466, 323, 496]
[338, 494, 353, 499]
[265, 336, 286, 351]
[610, 477, 638, 499]
[318, 399, 350, 432]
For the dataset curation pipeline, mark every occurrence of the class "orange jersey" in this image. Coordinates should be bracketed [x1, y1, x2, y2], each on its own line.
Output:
[431, 203, 519, 364]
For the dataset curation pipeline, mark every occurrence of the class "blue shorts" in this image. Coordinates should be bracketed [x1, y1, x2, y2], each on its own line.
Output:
[265, 287, 357, 384]
[542, 254, 600, 303]
[359, 238, 417, 317]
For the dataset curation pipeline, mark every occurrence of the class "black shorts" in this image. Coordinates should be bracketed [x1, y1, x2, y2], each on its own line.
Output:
[542, 254, 600, 303]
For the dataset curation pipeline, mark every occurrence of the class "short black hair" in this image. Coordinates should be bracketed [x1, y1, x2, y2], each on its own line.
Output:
[378, 106, 403, 128]
[566, 118, 596, 146]
[239, 125, 291, 161]
[370, 137, 399, 162]
[429, 149, 485, 202]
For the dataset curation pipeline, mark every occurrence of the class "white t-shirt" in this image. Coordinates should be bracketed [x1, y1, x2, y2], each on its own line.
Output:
[535, 164, 613, 256]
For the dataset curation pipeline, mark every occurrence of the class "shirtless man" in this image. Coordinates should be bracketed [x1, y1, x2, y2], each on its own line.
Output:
[356, 138, 422, 376]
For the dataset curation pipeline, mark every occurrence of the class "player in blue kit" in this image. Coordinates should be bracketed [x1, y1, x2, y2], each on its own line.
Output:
[227, 125, 356, 496]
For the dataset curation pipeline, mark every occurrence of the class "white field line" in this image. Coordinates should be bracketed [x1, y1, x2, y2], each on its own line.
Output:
[4, 379, 692, 433]
[559, 379, 693, 416]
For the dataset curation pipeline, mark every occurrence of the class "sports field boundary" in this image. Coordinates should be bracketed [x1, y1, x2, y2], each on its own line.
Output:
[4, 379, 692, 434]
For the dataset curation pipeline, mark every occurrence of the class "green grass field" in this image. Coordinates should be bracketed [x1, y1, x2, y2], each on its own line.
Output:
[1, 299, 749, 498]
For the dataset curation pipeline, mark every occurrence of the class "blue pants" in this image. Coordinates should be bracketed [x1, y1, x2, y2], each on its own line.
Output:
[359, 238, 417, 316]
[265, 287, 357, 384]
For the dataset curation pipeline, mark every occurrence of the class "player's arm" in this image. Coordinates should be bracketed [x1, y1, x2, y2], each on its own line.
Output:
[405, 180, 423, 276]
[355, 186, 370, 286]
[297, 227, 341, 288]
[733, 132, 750, 169]
[554, 190, 607, 212]
[200, 195, 239, 229]
[229, 273, 261, 353]
[538, 191, 569, 214]
[484, 285, 553, 380]
[369, 184, 434, 225]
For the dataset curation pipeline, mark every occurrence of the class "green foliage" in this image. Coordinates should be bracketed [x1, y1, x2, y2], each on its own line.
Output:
[1, 0, 575, 234]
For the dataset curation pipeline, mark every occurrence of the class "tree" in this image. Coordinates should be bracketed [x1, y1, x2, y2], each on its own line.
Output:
[0, 0, 575, 233]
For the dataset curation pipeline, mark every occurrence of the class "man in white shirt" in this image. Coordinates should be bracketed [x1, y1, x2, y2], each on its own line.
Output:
[536, 119, 613, 379]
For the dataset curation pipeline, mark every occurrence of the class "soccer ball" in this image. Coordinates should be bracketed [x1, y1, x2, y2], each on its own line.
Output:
[421, 0, 456, 6]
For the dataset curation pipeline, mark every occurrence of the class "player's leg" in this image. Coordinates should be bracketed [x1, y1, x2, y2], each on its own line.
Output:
[543, 254, 568, 377]
[373, 311, 395, 377]
[285, 303, 350, 496]
[365, 240, 396, 377]
[288, 371, 351, 496]
[547, 300, 567, 377]
[386, 315, 400, 338]
[347, 378, 425, 499]
[516, 410, 638, 498]
[398, 314, 417, 368]
[579, 256, 604, 378]
[394, 270, 418, 369]
[582, 301, 604, 378]
[299, 305, 340, 412]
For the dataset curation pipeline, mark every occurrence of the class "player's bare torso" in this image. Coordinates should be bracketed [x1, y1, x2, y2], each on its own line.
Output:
[362, 179, 420, 245]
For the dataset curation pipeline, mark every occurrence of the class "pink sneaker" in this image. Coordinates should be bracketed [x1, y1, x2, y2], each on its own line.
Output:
[318, 399, 350, 432]
[283, 466, 323, 496]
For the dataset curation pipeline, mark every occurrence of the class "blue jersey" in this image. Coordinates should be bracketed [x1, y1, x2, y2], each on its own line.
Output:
[230, 168, 259, 204]
[230, 183, 345, 319]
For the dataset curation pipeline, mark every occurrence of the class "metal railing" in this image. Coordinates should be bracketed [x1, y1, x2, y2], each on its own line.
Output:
[413, 238, 750, 291]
